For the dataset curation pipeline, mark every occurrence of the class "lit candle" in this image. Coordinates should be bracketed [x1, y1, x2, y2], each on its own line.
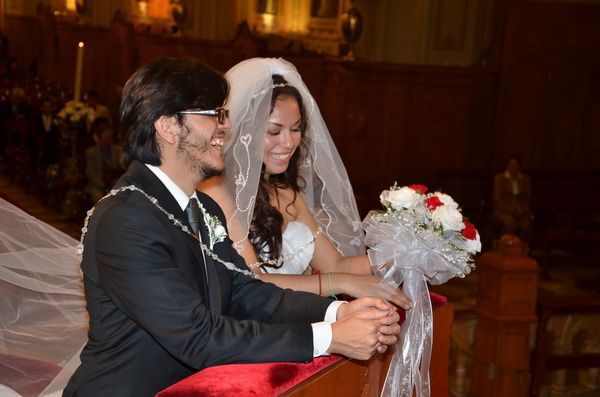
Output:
[0, 0, 5, 33]
[73, 41, 84, 102]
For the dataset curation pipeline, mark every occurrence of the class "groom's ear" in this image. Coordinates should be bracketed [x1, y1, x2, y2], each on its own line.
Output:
[155, 115, 178, 145]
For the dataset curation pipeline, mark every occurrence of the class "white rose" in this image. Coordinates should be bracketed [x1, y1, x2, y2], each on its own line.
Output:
[465, 231, 482, 252]
[214, 224, 227, 240]
[432, 205, 464, 231]
[380, 190, 391, 207]
[434, 192, 459, 209]
[388, 187, 420, 210]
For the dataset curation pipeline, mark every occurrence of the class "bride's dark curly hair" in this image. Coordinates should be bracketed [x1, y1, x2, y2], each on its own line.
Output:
[248, 75, 309, 267]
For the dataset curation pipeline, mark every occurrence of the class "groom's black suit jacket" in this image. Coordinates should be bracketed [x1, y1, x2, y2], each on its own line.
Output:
[63, 160, 332, 397]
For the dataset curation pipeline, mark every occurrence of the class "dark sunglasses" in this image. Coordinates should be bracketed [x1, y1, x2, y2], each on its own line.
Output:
[179, 107, 229, 124]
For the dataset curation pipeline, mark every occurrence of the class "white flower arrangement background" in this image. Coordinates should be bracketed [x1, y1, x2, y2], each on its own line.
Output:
[55, 100, 95, 126]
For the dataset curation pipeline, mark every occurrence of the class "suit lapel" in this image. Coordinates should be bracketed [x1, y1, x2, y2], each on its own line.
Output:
[195, 195, 222, 314]
[118, 161, 216, 310]
[184, 222, 221, 313]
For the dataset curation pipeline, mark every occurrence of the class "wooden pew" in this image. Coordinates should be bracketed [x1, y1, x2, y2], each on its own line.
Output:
[529, 289, 600, 397]
[158, 296, 454, 397]
[282, 301, 455, 397]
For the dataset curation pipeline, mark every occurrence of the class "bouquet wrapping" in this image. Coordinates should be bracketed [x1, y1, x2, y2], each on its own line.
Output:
[362, 184, 481, 397]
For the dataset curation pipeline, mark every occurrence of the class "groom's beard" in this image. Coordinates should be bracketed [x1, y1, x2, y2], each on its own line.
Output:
[177, 124, 224, 181]
[201, 163, 224, 179]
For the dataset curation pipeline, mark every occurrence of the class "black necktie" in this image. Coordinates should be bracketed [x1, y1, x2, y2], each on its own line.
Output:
[185, 198, 201, 237]
[186, 197, 213, 302]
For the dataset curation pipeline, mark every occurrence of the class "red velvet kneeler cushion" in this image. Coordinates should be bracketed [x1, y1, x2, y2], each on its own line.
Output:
[156, 355, 343, 397]
[429, 291, 448, 310]
[156, 293, 447, 397]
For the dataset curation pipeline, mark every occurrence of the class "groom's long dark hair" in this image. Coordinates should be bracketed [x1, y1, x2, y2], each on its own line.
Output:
[120, 57, 229, 167]
[249, 75, 310, 267]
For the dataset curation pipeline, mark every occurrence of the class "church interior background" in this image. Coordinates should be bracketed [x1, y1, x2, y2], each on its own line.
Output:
[0, 0, 599, 396]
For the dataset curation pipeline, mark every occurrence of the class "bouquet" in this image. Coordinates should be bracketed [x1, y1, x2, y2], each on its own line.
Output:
[362, 183, 480, 397]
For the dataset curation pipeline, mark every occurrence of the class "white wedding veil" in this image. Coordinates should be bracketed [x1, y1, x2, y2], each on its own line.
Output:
[0, 198, 87, 397]
[222, 57, 365, 257]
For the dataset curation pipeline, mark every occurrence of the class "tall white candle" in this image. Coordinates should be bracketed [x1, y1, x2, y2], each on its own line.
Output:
[73, 41, 84, 102]
[0, 0, 5, 33]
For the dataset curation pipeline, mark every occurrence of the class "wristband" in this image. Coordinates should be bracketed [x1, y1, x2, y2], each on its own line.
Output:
[317, 272, 322, 296]
[327, 272, 337, 299]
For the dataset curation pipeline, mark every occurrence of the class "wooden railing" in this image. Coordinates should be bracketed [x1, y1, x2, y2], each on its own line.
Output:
[282, 301, 456, 397]
[157, 298, 454, 397]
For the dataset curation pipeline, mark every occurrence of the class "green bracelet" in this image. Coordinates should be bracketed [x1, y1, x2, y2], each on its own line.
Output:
[327, 272, 338, 299]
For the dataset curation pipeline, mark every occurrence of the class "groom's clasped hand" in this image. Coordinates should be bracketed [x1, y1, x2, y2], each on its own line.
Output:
[330, 297, 401, 360]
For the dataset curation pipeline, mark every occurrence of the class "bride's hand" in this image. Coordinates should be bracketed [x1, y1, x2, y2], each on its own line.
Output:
[336, 274, 411, 310]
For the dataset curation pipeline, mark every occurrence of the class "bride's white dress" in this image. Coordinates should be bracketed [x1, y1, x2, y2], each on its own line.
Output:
[259, 221, 315, 275]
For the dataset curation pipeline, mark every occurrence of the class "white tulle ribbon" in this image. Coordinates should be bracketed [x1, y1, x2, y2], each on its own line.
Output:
[363, 211, 467, 397]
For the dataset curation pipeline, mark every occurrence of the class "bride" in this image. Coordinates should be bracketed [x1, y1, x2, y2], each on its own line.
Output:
[200, 57, 409, 308]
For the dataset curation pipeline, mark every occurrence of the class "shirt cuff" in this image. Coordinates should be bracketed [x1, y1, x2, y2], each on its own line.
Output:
[325, 300, 346, 323]
[311, 321, 332, 357]
[311, 301, 347, 357]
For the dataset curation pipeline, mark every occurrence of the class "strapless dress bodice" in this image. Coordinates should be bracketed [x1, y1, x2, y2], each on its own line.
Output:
[261, 221, 315, 275]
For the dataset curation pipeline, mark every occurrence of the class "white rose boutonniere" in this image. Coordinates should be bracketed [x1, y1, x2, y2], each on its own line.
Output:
[197, 202, 228, 249]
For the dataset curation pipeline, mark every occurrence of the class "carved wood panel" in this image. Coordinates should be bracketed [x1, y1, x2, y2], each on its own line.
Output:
[12, 9, 599, 214]
[496, 1, 600, 170]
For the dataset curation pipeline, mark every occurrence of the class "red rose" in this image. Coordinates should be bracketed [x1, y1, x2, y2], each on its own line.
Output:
[409, 184, 428, 194]
[425, 196, 444, 211]
[461, 221, 477, 240]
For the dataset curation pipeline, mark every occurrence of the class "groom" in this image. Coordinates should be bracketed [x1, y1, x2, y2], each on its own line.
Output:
[63, 57, 401, 397]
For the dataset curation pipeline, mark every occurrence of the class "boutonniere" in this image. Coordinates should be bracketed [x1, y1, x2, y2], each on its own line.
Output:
[197, 201, 227, 249]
